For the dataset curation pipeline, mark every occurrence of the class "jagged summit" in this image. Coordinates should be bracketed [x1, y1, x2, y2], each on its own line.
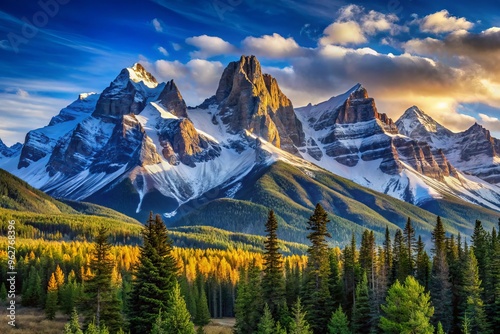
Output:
[158, 80, 188, 118]
[127, 63, 158, 88]
[396, 106, 450, 137]
[208, 54, 305, 153]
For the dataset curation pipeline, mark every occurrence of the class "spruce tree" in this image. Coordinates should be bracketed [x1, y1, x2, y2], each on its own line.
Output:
[302, 203, 332, 333]
[461, 249, 491, 334]
[234, 263, 263, 334]
[46, 272, 59, 320]
[379, 276, 434, 334]
[128, 213, 178, 334]
[262, 210, 285, 319]
[415, 236, 430, 290]
[490, 227, 500, 330]
[328, 306, 350, 334]
[152, 281, 195, 334]
[64, 308, 83, 334]
[402, 217, 416, 277]
[289, 298, 313, 334]
[351, 271, 371, 334]
[193, 276, 211, 327]
[328, 249, 343, 310]
[257, 304, 276, 334]
[429, 216, 452, 332]
[84, 226, 123, 332]
[342, 234, 357, 319]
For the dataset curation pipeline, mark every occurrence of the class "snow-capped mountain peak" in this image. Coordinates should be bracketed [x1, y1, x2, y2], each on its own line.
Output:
[127, 63, 158, 88]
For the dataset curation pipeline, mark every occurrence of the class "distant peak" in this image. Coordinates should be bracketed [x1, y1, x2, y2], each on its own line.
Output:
[125, 63, 158, 88]
[348, 83, 368, 99]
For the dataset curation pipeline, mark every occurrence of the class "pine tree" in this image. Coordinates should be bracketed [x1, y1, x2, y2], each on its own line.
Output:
[352, 271, 371, 334]
[257, 304, 276, 334]
[461, 249, 491, 334]
[402, 217, 416, 277]
[430, 216, 452, 332]
[153, 281, 195, 334]
[391, 229, 407, 282]
[415, 236, 431, 290]
[128, 213, 179, 334]
[234, 263, 263, 334]
[383, 227, 393, 287]
[193, 277, 211, 327]
[328, 249, 343, 310]
[436, 322, 445, 334]
[84, 226, 123, 332]
[302, 203, 332, 333]
[328, 306, 350, 334]
[379, 276, 434, 334]
[342, 234, 357, 319]
[262, 210, 286, 318]
[46, 273, 59, 320]
[64, 308, 83, 334]
[289, 298, 313, 334]
[490, 227, 500, 331]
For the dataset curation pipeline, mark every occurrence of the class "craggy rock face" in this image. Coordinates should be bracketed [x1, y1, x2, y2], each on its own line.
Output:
[158, 80, 188, 118]
[158, 118, 221, 168]
[297, 85, 456, 179]
[397, 106, 500, 184]
[213, 55, 305, 153]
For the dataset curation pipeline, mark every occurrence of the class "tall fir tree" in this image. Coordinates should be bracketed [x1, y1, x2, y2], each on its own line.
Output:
[415, 236, 431, 290]
[402, 217, 416, 277]
[151, 281, 195, 334]
[351, 271, 372, 334]
[193, 275, 211, 327]
[64, 308, 83, 334]
[83, 226, 123, 332]
[128, 213, 178, 334]
[262, 210, 286, 319]
[328, 306, 350, 334]
[461, 249, 491, 334]
[430, 216, 452, 332]
[302, 203, 332, 333]
[489, 227, 500, 331]
[257, 304, 276, 334]
[234, 262, 264, 334]
[289, 298, 313, 334]
[328, 249, 343, 310]
[343, 234, 357, 319]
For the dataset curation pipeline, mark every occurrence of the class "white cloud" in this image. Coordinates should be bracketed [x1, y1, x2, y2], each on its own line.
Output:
[152, 59, 224, 106]
[420, 10, 473, 34]
[16, 88, 29, 98]
[152, 18, 164, 33]
[172, 43, 182, 51]
[479, 113, 500, 131]
[185, 35, 236, 58]
[319, 21, 367, 45]
[242, 33, 305, 58]
[157, 46, 169, 56]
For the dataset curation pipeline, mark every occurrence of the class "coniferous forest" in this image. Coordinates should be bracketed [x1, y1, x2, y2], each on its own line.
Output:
[1, 205, 500, 334]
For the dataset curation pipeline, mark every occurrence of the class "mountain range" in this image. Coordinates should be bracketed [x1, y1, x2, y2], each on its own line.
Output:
[1, 55, 499, 244]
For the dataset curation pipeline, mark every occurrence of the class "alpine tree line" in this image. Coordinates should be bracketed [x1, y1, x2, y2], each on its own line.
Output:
[1, 205, 499, 333]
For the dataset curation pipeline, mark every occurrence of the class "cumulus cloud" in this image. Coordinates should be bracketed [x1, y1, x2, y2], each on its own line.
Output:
[319, 5, 404, 46]
[242, 33, 305, 58]
[157, 46, 169, 56]
[479, 113, 500, 132]
[151, 18, 164, 33]
[420, 10, 473, 34]
[319, 21, 367, 45]
[185, 35, 236, 58]
[151, 59, 224, 106]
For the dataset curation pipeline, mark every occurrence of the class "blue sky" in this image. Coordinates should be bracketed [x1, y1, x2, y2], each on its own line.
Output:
[1, 0, 500, 145]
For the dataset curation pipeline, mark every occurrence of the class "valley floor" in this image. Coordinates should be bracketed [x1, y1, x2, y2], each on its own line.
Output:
[0, 305, 234, 334]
